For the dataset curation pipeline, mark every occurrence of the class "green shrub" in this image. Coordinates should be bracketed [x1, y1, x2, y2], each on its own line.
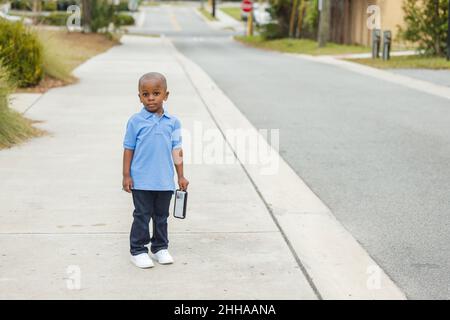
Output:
[38, 12, 70, 25]
[42, 0, 57, 11]
[399, 0, 449, 56]
[56, 0, 79, 11]
[116, 0, 142, 12]
[90, 0, 115, 32]
[114, 12, 135, 27]
[259, 22, 284, 40]
[10, 0, 32, 11]
[0, 20, 43, 87]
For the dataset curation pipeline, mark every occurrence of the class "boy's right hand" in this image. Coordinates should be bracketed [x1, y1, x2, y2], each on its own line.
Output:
[122, 175, 133, 193]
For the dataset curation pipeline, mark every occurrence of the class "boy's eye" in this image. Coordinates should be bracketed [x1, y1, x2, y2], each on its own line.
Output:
[143, 93, 149, 97]
[153, 92, 160, 96]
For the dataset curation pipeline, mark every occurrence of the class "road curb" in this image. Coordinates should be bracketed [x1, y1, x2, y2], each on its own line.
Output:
[164, 36, 407, 300]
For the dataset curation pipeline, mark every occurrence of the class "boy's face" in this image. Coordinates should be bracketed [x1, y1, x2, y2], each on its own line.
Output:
[138, 79, 169, 113]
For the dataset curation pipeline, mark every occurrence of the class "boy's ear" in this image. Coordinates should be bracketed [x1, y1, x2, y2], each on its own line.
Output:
[164, 91, 170, 100]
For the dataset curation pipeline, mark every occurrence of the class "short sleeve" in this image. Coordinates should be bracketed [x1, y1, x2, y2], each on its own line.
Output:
[171, 118, 182, 150]
[123, 118, 137, 150]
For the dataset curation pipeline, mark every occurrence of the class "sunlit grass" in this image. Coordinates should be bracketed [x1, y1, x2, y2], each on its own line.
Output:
[347, 55, 450, 69]
[221, 7, 242, 21]
[235, 35, 371, 56]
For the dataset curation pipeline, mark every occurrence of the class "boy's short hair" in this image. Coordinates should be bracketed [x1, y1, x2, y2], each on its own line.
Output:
[138, 72, 167, 91]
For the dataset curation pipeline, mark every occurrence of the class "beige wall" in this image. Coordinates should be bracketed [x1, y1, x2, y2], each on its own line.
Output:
[350, 0, 405, 46]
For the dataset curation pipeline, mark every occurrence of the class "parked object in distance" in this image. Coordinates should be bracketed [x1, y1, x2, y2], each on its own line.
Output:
[241, 2, 272, 26]
[253, 2, 272, 26]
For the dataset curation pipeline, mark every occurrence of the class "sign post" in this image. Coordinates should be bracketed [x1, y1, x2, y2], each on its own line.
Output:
[242, 0, 253, 36]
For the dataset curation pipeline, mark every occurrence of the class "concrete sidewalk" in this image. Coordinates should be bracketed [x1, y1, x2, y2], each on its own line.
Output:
[0, 35, 316, 299]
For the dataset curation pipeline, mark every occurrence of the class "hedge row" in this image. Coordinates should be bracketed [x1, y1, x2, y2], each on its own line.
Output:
[37, 11, 135, 27]
[11, 0, 139, 12]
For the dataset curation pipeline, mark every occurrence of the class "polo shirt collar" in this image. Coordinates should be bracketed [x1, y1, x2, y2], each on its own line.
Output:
[140, 106, 171, 119]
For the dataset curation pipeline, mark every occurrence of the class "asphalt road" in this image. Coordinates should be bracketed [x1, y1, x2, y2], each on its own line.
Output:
[133, 2, 450, 299]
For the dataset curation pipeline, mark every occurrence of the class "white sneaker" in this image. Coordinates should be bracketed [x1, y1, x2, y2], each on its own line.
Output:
[152, 249, 174, 264]
[130, 253, 154, 268]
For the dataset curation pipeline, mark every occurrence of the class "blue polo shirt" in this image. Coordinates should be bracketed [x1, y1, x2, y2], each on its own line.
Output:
[123, 106, 182, 191]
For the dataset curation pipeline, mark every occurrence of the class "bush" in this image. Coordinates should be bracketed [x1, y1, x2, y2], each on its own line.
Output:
[10, 0, 78, 12]
[42, 0, 57, 11]
[56, 0, 79, 11]
[0, 20, 43, 87]
[259, 22, 284, 40]
[399, 0, 449, 56]
[116, 0, 142, 12]
[90, 0, 115, 32]
[10, 0, 32, 10]
[38, 11, 70, 25]
[114, 12, 135, 27]
[266, 0, 291, 37]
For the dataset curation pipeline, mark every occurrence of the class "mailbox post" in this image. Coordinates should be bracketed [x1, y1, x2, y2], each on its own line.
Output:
[382, 30, 392, 61]
[372, 29, 381, 59]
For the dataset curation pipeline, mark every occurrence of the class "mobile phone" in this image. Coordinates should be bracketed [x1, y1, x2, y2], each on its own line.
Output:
[173, 189, 187, 219]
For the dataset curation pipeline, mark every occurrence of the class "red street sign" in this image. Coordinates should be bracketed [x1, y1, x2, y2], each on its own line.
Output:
[241, 0, 253, 12]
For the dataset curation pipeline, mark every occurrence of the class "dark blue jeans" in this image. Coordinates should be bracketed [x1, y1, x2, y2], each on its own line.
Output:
[130, 190, 173, 256]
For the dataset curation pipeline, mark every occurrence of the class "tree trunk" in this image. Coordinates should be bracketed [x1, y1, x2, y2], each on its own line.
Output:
[32, 0, 41, 24]
[318, 0, 331, 47]
[82, 0, 92, 33]
[295, 0, 306, 38]
[288, 0, 299, 38]
[434, 0, 441, 55]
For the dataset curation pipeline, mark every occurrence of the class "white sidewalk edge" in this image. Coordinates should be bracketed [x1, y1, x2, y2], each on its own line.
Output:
[162, 36, 407, 300]
[285, 53, 450, 101]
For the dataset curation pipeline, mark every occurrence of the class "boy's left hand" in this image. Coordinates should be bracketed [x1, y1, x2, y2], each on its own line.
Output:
[178, 176, 189, 191]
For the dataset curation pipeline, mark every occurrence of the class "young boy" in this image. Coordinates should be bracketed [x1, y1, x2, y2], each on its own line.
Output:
[122, 72, 189, 269]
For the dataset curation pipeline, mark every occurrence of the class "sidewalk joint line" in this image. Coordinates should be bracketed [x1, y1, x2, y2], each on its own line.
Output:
[22, 92, 46, 115]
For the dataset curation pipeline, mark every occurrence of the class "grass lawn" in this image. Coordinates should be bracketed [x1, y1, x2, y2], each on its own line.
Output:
[17, 28, 120, 93]
[346, 55, 450, 70]
[221, 7, 242, 21]
[198, 7, 218, 21]
[234, 35, 371, 56]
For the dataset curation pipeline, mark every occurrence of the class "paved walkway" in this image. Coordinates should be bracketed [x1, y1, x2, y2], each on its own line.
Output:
[0, 35, 316, 299]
